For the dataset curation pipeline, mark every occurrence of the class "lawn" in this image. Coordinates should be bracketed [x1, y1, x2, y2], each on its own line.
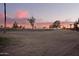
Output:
[0, 30, 79, 56]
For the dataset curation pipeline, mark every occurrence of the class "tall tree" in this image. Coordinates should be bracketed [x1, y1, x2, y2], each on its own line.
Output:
[27, 17, 35, 29]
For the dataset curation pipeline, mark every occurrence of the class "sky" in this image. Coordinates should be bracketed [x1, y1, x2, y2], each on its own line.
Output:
[0, 3, 79, 26]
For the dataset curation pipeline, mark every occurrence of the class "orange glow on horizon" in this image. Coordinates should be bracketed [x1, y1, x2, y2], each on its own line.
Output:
[0, 12, 4, 19]
[4, 22, 74, 29]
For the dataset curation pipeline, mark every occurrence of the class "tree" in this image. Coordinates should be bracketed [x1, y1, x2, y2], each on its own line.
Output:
[49, 25, 53, 29]
[70, 24, 72, 29]
[53, 20, 60, 28]
[12, 21, 18, 29]
[74, 21, 78, 30]
[0, 25, 3, 28]
[27, 16, 35, 29]
[78, 18, 79, 24]
[74, 18, 79, 30]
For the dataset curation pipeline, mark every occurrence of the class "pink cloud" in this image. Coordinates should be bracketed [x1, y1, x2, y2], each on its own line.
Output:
[15, 10, 29, 19]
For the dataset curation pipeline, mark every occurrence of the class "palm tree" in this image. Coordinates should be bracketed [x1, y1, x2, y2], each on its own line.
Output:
[27, 16, 35, 29]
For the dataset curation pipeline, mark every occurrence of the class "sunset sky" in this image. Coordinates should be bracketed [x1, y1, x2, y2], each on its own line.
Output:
[0, 3, 79, 27]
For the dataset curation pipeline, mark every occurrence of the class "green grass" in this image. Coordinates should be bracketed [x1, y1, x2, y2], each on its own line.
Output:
[0, 37, 10, 46]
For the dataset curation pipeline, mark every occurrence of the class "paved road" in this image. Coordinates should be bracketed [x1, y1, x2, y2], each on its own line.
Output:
[0, 30, 79, 56]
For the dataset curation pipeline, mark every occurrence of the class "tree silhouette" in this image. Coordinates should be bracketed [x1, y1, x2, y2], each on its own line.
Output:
[27, 16, 35, 29]
[49, 25, 53, 29]
[12, 21, 18, 29]
[78, 18, 79, 23]
[0, 25, 3, 28]
[74, 21, 78, 30]
[53, 20, 60, 28]
[70, 24, 72, 29]
[74, 18, 79, 30]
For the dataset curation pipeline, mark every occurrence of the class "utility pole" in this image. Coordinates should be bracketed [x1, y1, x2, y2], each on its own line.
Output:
[4, 3, 6, 33]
